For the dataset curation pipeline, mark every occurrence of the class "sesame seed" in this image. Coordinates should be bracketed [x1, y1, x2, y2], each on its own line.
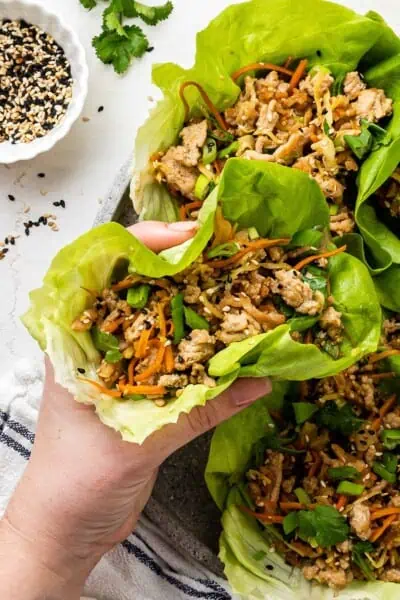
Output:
[59, 199, 65, 208]
[98, 105, 104, 112]
[25, 228, 30, 236]
[8, 194, 15, 201]
[37, 172, 45, 178]
[53, 201, 60, 207]
[77, 367, 86, 374]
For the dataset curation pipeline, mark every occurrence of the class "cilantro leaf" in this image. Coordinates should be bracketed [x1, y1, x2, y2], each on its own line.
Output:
[285, 506, 349, 548]
[344, 119, 392, 160]
[123, 1, 174, 25]
[352, 541, 376, 581]
[103, 2, 127, 37]
[80, 0, 97, 8]
[316, 401, 364, 436]
[93, 25, 149, 74]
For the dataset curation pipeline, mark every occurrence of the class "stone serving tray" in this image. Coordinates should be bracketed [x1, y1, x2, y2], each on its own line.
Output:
[94, 161, 224, 576]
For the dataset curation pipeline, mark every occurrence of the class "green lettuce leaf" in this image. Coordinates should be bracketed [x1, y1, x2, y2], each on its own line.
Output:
[355, 53, 400, 271]
[131, 0, 386, 219]
[218, 159, 329, 237]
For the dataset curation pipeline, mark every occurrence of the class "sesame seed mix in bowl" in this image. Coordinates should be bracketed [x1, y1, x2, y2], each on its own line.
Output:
[0, 18, 73, 144]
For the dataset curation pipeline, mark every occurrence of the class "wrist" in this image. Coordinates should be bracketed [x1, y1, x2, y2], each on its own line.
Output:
[0, 517, 92, 600]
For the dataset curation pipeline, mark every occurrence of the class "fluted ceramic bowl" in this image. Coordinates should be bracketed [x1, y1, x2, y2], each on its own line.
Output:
[0, 0, 88, 163]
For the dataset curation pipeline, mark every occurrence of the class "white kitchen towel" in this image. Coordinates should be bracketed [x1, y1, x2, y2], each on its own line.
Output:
[0, 359, 235, 600]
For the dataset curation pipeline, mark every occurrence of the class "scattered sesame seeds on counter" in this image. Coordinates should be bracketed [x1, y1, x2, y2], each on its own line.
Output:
[0, 19, 73, 144]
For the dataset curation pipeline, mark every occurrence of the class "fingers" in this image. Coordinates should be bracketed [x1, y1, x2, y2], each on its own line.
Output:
[149, 377, 272, 462]
[128, 221, 198, 253]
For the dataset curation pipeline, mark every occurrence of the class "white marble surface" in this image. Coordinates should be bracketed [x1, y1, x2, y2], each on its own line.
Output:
[0, 0, 399, 375]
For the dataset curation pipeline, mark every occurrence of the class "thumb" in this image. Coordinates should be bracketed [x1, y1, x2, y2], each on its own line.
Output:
[128, 220, 198, 253]
[147, 377, 272, 462]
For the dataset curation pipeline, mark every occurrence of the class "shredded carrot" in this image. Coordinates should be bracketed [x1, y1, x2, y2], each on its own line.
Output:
[179, 81, 227, 130]
[111, 275, 140, 291]
[211, 206, 234, 248]
[371, 507, 400, 521]
[77, 377, 122, 398]
[231, 62, 293, 82]
[101, 316, 125, 334]
[304, 329, 313, 344]
[239, 505, 284, 523]
[369, 349, 400, 364]
[369, 514, 397, 543]
[128, 358, 137, 385]
[371, 417, 382, 432]
[208, 238, 290, 269]
[280, 502, 316, 511]
[380, 394, 397, 418]
[308, 451, 322, 477]
[283, 56, 293, 69]
[164, 345, 175, 373]
[213, 159, 223, 175]
[335, 495, 348, 511]
[135, 325, 154, 359]
[135, 343, 165, 383]
[157, 302, 167, 337]
[179, 201, 203, 221]
[293, 245, 347, 271]
[121, 384, 166, 396]
[370, 372, 395, 381]
[288, 59, 308, 92]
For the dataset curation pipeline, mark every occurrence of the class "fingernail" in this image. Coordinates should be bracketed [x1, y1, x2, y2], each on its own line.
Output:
[233, 378, 272, 406]
[167, 221, 198, 232]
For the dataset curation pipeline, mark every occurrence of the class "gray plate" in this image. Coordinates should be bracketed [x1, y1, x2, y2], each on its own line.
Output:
[94, 161, 224, 576]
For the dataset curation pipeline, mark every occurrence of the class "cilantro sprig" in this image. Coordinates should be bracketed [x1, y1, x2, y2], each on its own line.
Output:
[79, 0, 174, 73]
[283, 505, 349, 548]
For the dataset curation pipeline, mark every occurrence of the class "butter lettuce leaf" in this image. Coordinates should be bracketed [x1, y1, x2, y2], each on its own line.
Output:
[131, 0, 387, 219]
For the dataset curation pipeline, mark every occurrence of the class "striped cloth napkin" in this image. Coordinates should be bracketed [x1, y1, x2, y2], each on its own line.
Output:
[0, 358, 234, 600]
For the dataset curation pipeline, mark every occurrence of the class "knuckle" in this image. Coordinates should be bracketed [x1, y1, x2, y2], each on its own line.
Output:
[186, 402, 219, 435]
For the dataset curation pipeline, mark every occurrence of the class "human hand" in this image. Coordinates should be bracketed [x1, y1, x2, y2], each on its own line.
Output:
[0, 220, 271, 600]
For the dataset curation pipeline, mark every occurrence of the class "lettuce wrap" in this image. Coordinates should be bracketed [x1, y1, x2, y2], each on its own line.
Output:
[206, 342, 400, 598]
[131, 0, 400, 229]
[23, 160, 380, 444]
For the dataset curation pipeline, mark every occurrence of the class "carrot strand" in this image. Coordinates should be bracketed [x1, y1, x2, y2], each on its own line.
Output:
[179, 81, 227, 130]
[128, 358, 137, 385]
[370, 372, 395, 381]
[369, 350, 400, 364]
[231, 62, 293, 82]
[380, 394, 397, 418]
[239, 505, 284, 523]
[369, 514, 397, 543]
[208, 238, 290, 269]
[335, 495, 348, 511]
[121, 384, 166, 396]
[77, 377, 122, 398]
[164, 345, 175, 373]
[371, 507, 400, 521]
[289, 59, 308, 91]
[157, 302, 167, 338]
[179, 201, 203, 221]
[134, 343, 165, 383]
[294, 245, 347, 271]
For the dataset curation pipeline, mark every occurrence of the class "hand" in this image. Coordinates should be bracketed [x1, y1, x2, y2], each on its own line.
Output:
[0, 220, 272, 600]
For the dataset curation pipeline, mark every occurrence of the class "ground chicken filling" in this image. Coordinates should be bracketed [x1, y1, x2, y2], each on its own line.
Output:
[376, 167, 400, 220]
[153, 61, 392, 236]
[244, 317, 400, 589]
[72, 228, 345, 403]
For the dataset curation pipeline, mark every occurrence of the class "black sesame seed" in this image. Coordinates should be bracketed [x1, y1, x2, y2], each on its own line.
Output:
[144, 321, 152, 330]
[147, 46, 154, 53]
[177, 355, 184, 364]
[98, 106, 104, 113]
[53, 201, 60, 207]
[77, 367, 86, 374]
[10, 237, 15, 245]
[37, 172, 45, 178]
[316, 50, 322, 57]
[43, 217, 48, 225]
[8, 194, 15, 201]
[25, 228, 30, 236]
[4, 238, 9, 245]
[2, 248, 9, 254]
[59, 199, 66, 208]
[266, 565, 274, 571]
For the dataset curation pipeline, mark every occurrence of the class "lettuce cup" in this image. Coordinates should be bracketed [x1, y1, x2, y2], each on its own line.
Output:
[206, 315, 400, 598]
[23, 161, 380, 444]
[132, 0, 400, 246]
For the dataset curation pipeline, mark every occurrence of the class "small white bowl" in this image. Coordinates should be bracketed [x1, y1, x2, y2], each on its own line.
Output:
[0, 0, 88, 164]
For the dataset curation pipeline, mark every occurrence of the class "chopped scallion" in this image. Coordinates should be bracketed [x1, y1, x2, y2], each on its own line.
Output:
[202, 138, 217, 165]
[127, 284, 151, 309]
[218, 140, 239, 159]
[194, 174, 210, 200]
[336, 481, 365, 496]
